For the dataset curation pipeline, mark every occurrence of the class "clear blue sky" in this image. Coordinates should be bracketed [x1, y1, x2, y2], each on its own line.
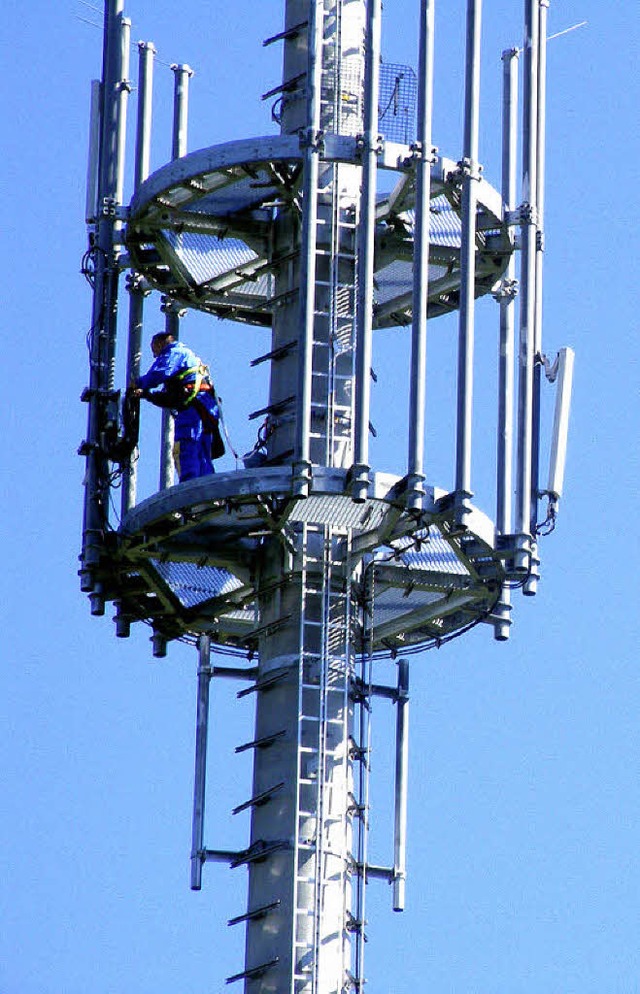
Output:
[2, 2, 639, 992]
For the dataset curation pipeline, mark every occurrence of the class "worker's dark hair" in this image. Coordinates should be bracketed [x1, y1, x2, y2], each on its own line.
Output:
[151, 331, 176, 348]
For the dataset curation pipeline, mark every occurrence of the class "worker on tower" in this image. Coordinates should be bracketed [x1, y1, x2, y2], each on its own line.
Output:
[130, 331, 224, 482]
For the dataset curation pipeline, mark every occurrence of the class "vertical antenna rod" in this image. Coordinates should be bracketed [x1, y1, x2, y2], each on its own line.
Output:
[134, 40, 155, 190]
[107, 14, 131, 392]
[191, 636, 212, 891]
[493, 46, 519, 641]
[159, 64, 194, 491]
[454, 0, 482, 525]
[496, 48, 519, 540]
[407, 0, 436, 510]
[122, 40, 156, 517]
[515, 0, 539, 558]
[393, 659, 410, 912]
[525, 0, 550, 593]
[353, 0, 382, 502]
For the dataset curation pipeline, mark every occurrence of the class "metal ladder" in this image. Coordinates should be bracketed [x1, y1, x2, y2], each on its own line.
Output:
[308, 0, 359, 470]
[293, 523, 366, 992]
[291, 8, 369, 988]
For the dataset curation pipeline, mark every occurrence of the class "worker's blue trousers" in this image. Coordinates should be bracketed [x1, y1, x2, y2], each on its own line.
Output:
[172, 396, 218, 482]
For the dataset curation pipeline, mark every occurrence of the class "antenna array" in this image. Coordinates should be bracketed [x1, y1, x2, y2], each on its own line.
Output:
[79, 2, 573, 990]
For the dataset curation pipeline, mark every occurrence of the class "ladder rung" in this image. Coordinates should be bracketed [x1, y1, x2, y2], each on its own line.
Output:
[248, 395, 295, 421]
[237, 670, 288, 699]
[250, 339, 297, 367]
[231, 840, 290, 868]
[261, 71, 305, 100]
[228, 900, 281, 927]
[232, 781, 285, 816]
[263, 19, 307, 47]
[235, 730, 287, 753]
[226, 957, 279, 985]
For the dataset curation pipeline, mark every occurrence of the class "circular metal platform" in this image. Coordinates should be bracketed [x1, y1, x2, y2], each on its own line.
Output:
[105, 467, 504, 656]
[125, 135, 512, 328]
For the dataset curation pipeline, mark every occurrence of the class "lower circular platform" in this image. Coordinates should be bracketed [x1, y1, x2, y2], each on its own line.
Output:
[103, 467, 504, 656]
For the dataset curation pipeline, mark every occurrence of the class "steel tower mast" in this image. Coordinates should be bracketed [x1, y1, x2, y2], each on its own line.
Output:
[79, 1, 574, 990]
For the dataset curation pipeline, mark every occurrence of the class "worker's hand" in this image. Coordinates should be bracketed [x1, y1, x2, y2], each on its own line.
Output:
[127, 384, 143, 398]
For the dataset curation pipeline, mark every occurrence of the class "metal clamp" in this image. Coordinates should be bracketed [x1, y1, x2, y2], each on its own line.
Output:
[299, 127, 325, 153]
[516, 201, 539, 226]
[492, 277, 519, 302]
[453, 156, 483, 182]
[355, 132, 384, 157]
[101, 197, 129, 220]
[125, 272, 152, 295]
[160, 295, 187, 317]
[407, 140, 438, 165]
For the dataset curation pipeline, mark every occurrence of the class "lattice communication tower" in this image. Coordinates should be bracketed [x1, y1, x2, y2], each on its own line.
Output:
[79, 1, 573, 990]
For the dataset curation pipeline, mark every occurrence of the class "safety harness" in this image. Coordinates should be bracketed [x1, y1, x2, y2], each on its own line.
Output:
[172, 360, 211, 409]
[174, 359, 226, 459]
[139, 352, 226, 460]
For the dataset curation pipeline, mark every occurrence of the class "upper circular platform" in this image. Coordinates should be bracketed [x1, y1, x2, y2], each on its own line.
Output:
[104, 467, 504, 656]
[125, 135, 512, 328]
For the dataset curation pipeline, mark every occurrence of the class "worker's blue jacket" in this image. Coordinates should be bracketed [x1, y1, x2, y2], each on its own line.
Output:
[137, 340, 203, 395]
[137, 340, 221, 480]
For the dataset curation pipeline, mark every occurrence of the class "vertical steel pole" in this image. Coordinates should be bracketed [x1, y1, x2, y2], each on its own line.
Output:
[134, 42, 155, 190]
[107, 14, 131, 393]
[293, 0, 324, 498]
[352, 0, 382, 502]
[80, 0, 126, 602]
[159, 64, 194, 491]
[454, 0, 482, 525]
[191, 636, 212, 891]
[122, 41, 156, 517]
[393, 659, 410, 912]
[515, 0, 539, 558]
[525, 0, 549, 593]
[407, 0, 436, 510]
[171, 63, 193, 161]
[494, 47, 519, 640]
[113, 17, 130, 212]
[244, 5, 366, 990]
[496, 49, 519, 538]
